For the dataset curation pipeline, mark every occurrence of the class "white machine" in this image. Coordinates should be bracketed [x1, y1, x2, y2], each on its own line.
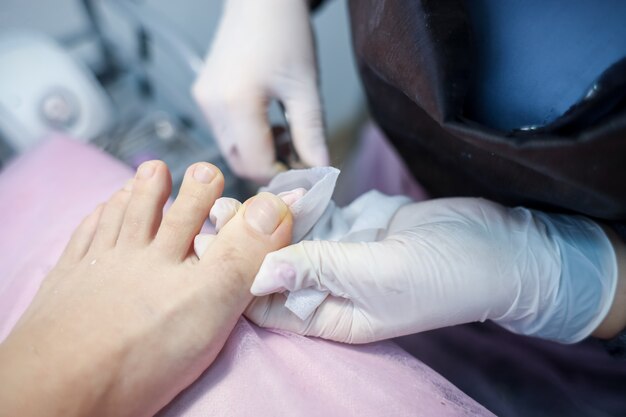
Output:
[0, 31, 114, 152]
[0, 0, 244, 196]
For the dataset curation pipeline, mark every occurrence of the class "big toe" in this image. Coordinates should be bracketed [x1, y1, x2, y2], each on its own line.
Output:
[199, 192, 293, 301]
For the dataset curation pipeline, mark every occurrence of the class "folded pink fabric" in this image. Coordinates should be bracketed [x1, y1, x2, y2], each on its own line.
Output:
[0, 135, 493, 416]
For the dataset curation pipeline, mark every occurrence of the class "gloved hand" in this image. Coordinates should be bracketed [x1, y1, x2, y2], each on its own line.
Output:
[244, 197, 618, 344]
[193, 0, 328, 183]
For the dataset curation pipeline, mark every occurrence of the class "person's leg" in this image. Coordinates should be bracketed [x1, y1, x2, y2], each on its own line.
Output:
[0, 159, 293, 417]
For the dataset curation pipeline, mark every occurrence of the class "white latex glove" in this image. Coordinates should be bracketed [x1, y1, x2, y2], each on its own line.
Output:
[193, 0, 328, 183]
[245, 198, 618, 344]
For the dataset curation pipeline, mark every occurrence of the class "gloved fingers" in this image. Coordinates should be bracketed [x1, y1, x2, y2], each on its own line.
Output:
[282, 84, 329, 168]
[245, 292, 358, 343]
[200, 91, 280, 183]
[250, 239, 404, 300]
[210, 197, 242, 232]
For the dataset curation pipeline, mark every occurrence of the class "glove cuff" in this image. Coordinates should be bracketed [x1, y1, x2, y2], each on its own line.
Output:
[498, 212, 618, 343]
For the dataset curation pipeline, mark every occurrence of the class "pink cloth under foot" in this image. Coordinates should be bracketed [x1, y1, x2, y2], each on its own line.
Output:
[0, 136, 493, 417]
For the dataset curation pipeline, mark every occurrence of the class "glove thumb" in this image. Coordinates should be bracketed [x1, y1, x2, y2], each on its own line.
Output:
[248, 238, 406, 343]
[251, 239, 398, 300]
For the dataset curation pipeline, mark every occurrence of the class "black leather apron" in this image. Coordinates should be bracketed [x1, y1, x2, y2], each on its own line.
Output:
[346, 0, 626, 224]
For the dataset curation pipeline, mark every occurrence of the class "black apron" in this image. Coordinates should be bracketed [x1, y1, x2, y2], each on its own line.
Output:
[346, 0, 626, 224]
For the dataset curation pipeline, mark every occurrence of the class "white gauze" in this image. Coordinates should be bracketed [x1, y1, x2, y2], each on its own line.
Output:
[260, 167, 411, 320]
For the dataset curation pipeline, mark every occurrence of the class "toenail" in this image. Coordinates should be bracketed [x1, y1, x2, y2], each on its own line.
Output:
[137, 162, 156, 179]
[244, 193, 287, 235]
[192, 164, 217, 184]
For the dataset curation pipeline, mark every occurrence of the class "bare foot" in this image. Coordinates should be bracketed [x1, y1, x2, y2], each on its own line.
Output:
[0, 161, 292, 417]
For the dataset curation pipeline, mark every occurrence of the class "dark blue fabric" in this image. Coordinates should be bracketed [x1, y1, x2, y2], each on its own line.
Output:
[465, 1, 626, 131]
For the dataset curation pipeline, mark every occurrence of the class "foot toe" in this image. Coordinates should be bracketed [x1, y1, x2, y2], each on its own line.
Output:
[58, 204, 104, 265]
[90, 180, 133, 251]
[198, 193, 293, 300]
[154, 163, 224, 259]
[118, 161, 172, 247]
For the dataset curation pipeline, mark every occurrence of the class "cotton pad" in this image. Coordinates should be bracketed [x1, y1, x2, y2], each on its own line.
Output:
[284, 288, 329, 321]
[261, 167, 411, 321]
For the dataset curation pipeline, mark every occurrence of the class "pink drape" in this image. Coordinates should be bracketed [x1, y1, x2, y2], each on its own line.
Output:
[0, 135, 492, 417]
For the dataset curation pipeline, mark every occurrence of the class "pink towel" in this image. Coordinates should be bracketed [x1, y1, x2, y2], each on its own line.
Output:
[0, 135, 492, 416]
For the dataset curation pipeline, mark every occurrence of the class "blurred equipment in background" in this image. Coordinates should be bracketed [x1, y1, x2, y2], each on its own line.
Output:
[0, 32, 113, 159]
[0, 0, 246, 197]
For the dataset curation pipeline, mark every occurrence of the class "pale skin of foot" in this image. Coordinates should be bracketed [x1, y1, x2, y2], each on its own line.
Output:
[0, 160, 293, 417]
